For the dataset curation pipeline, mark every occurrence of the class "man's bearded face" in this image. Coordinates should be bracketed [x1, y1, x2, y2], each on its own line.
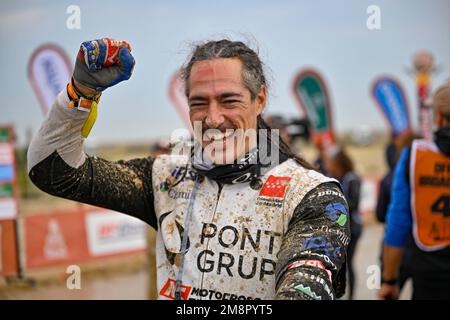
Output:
[187, 58, 266, 165]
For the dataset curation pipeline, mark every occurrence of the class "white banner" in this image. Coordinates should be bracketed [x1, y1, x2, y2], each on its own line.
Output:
[0, 198, 17, 220]
[168, 70, 192, 132]
[0, 143, 13, 165]
[28, 44, 72, 115]
[85, 210, 147, 256]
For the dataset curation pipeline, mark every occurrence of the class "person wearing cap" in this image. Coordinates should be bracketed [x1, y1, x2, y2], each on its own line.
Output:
[27, 38, 350, 300]
[379, 84, 450, 300]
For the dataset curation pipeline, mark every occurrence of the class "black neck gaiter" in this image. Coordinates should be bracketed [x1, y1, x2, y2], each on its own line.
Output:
[191, 131, 289, 185]
[434, 125, 450, 157]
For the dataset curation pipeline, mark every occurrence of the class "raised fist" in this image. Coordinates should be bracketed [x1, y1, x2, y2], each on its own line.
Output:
[73, 38, 135, 92]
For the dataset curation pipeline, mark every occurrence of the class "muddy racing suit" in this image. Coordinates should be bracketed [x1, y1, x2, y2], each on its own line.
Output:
[28, 89, 350, 300]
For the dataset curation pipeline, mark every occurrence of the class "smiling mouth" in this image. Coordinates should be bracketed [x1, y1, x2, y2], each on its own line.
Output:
[203, 129, 238, 150]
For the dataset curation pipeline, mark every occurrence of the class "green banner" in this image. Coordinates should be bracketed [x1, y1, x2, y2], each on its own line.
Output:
[0, 183, 13, 197]
[293, 69, 335, 146]
[0, 128, 11, 143]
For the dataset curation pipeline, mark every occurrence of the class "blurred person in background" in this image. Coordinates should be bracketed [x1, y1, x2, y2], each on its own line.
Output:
[150, 139, 171, 157]
[376, 132, 417, 294]
[380, 84, 450, 300]
[314, 144, 329, 175]
[375, 142, 397, 224]
[263, 115, 292, 147]
[324, 146, 362, 300]
[27, 38, 350, 300]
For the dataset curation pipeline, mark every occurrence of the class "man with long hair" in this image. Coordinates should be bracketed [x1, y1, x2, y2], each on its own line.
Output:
[28, 38, 350, 300]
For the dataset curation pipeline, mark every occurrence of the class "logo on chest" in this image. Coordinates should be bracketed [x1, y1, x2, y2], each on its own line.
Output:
[256, 175, 291, 208]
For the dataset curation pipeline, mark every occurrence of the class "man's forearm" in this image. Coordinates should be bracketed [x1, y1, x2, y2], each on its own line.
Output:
[276, 266, 336, 300]
[382, 244, 405, 280]
[27, 86, 158, 227]
[275, 182, 350, 300]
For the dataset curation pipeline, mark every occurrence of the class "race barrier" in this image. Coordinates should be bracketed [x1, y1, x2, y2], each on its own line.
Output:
[24, 206, 147, 270]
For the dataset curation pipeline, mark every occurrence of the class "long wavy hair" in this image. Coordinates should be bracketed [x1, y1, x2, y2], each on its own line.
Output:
[182, 39, 314, 170]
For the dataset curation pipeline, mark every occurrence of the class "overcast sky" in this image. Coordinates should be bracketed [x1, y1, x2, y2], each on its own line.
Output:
[1, 0, 449, 146]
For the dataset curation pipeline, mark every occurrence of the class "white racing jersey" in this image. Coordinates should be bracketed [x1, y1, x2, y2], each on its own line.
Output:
[152, 155, 334, 299]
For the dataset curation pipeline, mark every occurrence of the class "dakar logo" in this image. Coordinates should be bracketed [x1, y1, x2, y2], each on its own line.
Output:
[44, 219, 68, 260]
[158, 210, 191, 266]
[324, 202, 348, 227]
[256, 176, 291, 208]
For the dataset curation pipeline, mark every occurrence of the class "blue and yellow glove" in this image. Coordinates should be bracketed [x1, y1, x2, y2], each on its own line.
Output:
[68, 38, 135, 138]
[73, 38, 135, 92]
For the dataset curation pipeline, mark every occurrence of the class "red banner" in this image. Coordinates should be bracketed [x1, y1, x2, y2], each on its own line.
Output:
[24, 207, 147, 269]
[25, 209, 90, 269]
